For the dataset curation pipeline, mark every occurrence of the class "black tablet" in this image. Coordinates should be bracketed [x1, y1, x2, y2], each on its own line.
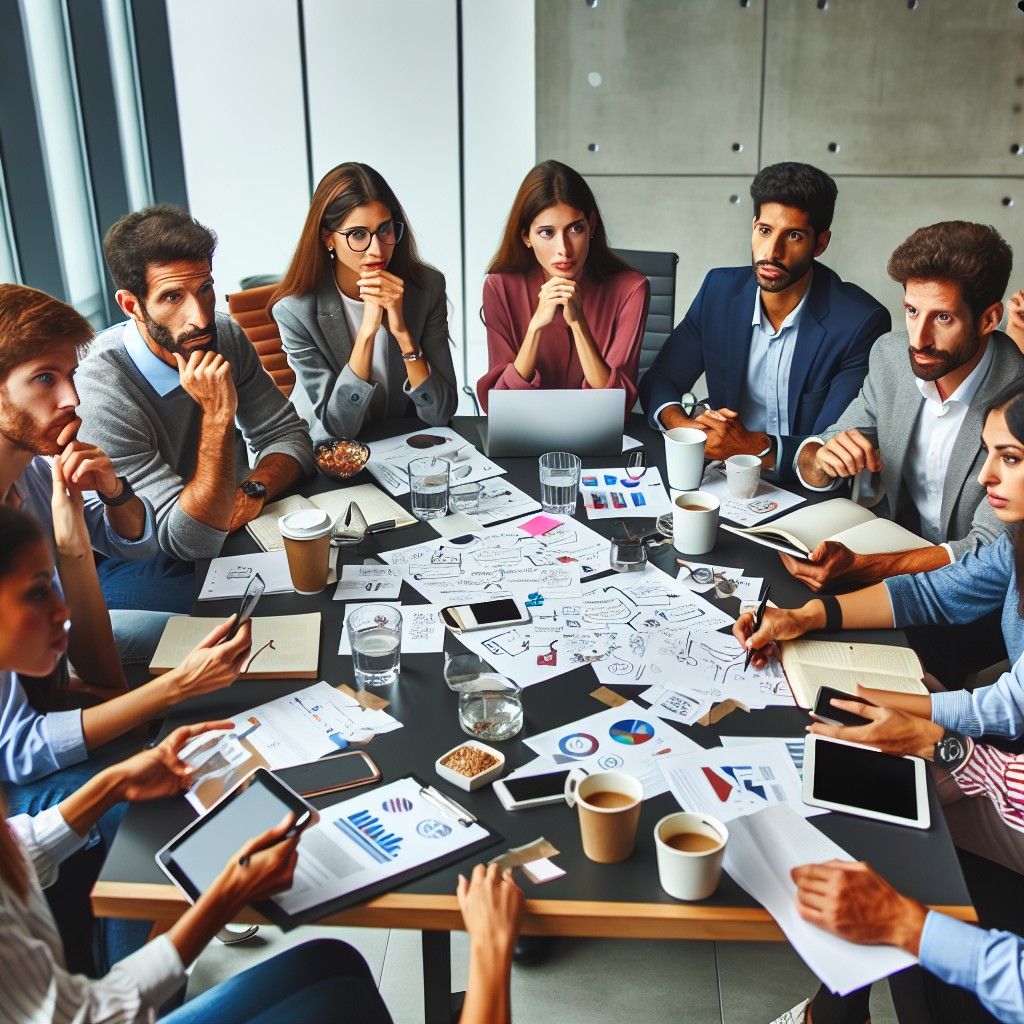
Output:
[156, 768, 317, 901]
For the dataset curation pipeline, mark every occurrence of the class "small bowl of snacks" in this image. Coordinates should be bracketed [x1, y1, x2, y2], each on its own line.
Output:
[435, 740, 505, 792]
[314, 438, 370, 480]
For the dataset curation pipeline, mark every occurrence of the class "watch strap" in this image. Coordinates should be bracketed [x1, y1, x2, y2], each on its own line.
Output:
[99, 476, 135, 507]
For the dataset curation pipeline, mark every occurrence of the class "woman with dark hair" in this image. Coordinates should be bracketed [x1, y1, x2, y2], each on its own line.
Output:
[476, 160, 650, 415]
[271, 163, 458, 439]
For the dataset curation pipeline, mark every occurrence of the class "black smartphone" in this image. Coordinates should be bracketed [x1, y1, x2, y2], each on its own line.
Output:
[274, 751, 382, 798]
[225, 572, 265, 641]
[493, 769, 575, 811]
[811, 685, 873, 728]
[440, 597, 531, 633]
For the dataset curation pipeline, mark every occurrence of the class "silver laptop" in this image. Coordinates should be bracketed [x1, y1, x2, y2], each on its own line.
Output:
[482, 388, 625, 457]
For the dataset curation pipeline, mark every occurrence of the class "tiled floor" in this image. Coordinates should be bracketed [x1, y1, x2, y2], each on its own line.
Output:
[187, 924, 899, 1023]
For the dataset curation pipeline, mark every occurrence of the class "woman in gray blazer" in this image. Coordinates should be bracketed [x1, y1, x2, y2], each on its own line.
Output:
[271, 163, 458, 439]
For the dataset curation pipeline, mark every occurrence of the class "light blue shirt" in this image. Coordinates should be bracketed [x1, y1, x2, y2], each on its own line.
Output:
[920, 911, 1024, 1022]
[122, 318, 182, 397]
[738, 283, 810, 446]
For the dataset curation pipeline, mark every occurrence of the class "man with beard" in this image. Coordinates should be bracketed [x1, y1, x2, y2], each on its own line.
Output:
[639, 162, 889, 480]
[75, 205, 313, 612]
[790, 222, 1020, 592]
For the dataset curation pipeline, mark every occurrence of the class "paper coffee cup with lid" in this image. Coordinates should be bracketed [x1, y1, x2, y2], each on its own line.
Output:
[278, 508, 333, 594]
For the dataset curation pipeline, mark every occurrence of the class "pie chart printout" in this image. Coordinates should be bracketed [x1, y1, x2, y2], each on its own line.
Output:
[609, 719, 655, 745]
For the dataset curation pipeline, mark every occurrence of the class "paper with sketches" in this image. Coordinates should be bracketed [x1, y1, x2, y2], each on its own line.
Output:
[725, 805, 917, 994]
[632, 629, 792, 710]
[199, 551, 295, 599]
[642, 686, 714, 726]
[675, 561, 761, 602]
[697, 465, 805, 526]
[579, 467, 673, 519]
[658, 740, 821, 821]
[338, 603, 446, 654]
[364, 427, 505, 496]
[333, 565, 403, 601]
[450, 564, 733, 689]
[525, 701, 700, 798]
[471, 478, 542, 526]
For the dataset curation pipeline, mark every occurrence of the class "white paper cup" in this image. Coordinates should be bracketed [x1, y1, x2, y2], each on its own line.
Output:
[664, 427, 707, 490]
[654, 812, 728, 900]
[726, 453, 762, 499]
[672, 492, 720, 555]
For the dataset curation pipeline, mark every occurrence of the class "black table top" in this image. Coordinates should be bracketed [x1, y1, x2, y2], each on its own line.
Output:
[98, 415, 971, 922]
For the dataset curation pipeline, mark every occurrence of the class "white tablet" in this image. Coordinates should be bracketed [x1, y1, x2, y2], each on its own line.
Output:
[802, 735, 930, 830]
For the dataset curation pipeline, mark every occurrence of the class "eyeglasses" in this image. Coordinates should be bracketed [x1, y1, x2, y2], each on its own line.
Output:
[333, 220, 405, 253]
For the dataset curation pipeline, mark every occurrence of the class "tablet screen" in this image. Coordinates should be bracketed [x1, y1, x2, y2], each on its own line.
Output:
[812, 740, 918, 820]
[169, 777, 298, 894]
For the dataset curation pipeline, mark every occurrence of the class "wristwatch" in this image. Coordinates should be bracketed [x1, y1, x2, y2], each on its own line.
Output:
[240, 480, 267, 503]
[933, 729, 973, 773]
[99, 476, 135, 507]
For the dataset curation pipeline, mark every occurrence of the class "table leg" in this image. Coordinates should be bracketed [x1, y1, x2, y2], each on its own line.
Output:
[422, 929, 460, 1024]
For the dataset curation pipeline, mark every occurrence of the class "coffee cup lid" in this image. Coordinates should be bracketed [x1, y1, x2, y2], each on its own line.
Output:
[278, 507, 331, 539]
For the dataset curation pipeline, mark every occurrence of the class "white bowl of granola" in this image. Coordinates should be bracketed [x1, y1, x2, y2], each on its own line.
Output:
[434, 740, 505, 792]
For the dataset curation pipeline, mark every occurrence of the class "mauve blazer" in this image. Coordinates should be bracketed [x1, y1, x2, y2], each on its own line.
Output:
[274, 266, 458, 440]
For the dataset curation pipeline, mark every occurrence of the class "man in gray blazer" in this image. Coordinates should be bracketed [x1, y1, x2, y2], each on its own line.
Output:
[789, 221, 1019, 593]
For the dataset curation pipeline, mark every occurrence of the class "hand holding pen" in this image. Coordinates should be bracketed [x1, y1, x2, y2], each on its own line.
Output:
[743, 585, 772, 671]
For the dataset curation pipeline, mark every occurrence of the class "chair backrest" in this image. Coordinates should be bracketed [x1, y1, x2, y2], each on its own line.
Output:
[611, 248, 679, 379]
[226, 282, 294, 398]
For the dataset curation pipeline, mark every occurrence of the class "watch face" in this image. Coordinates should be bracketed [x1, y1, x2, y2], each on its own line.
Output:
[938, 735, 967, 768]
[242, 481, 267, 499]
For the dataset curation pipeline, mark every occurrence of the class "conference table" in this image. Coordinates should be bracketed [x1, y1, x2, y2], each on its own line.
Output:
[94, 416, 974, 1022]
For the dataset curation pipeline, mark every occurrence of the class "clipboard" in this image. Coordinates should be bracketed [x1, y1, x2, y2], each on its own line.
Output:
[254, 774, 503, 931]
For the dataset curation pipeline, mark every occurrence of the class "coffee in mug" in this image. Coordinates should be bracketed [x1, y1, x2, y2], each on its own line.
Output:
[665, 832, 723, 853]
[654, 812, 728, 900]
[671, 491, 720, 556]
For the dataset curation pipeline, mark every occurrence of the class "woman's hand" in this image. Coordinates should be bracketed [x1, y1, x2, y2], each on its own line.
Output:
[359, 269, 406, 331]
[530, 276, 577, 330]
[168, 618, 252, 701]
[211, 814, 302, 916]
[457, 863, 524, 956]
[808, 700, 944, 760]
[732, 605, 818, 668]
[50, 456, 91, 560]
[111, 720, 235, 803]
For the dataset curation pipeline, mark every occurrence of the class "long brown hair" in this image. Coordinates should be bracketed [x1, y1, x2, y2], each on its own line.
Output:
[985, 379, 1024, 616]
[271, 162, 426, 310]
[487, 160, 632, 281]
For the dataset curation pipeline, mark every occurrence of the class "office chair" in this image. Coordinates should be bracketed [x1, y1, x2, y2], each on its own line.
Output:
[226, 282, 295, 398]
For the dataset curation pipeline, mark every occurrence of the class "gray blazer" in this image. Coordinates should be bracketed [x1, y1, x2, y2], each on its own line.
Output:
[273, 266, 458, 439]
[821, 329, 1024, 560]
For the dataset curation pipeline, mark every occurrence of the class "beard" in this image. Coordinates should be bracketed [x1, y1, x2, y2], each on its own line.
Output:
[0, 391, 73, 456]
[139, 301, 218, 357]
[752, 252, 815, 294]
[907, 330, 982, 383]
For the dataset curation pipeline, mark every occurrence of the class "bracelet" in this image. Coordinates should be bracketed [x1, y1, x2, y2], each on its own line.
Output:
[819, 595, 843, 632]
[99, 476, 135, 507]
[401, 350, 422, 362]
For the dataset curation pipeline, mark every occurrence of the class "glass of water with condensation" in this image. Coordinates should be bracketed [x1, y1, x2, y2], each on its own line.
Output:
[538, 451, 581, 515]
[347, 604, 402, 687]
[408, 456, 450, 520]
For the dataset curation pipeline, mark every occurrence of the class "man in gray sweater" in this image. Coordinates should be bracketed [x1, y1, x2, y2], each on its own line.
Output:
[76, 205, 313, 611]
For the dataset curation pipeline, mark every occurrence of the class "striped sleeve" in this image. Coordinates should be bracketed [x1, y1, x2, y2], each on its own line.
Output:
[952, 742, 1024, 833]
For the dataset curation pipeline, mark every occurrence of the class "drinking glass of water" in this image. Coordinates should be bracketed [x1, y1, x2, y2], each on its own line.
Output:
[347, 604, 402, 687]
[408, 456, 450, 520]
[538, 451, 581, 515]
[458, 676, 523, 740]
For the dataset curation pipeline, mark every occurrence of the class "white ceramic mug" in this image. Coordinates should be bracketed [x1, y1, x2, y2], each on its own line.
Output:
[664, 427, 707, 490]
[654, 811, 728, 900]
[725, 453, 762, 499]
[672, 491, 720, 555]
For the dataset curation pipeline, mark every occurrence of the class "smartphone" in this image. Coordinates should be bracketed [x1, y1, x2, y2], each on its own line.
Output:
[440, 597, 532, 633]
[274, 750, 382, 798]
[493, 769, 576, 811]
[811, 685, 873, 728]
[225, 572, 265, 641]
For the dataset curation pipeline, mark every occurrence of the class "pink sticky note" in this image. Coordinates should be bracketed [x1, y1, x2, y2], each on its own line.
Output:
[519, 514, 562, 537]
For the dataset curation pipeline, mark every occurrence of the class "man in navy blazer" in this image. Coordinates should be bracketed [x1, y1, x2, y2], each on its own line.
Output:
[639, 163, 890, 481]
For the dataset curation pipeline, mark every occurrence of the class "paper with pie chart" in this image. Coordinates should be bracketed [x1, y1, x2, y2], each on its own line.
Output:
[523, 701, 700, 798]
[656, 740, 825, 821]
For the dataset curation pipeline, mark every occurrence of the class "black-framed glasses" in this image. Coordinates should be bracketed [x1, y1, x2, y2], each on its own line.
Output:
[334, 220, 405, 253]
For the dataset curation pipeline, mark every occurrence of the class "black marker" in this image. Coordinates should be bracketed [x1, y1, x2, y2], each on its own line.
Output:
[743, 584, 772, 671]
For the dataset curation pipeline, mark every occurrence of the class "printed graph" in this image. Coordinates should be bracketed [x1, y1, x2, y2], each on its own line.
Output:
[335, 808, 405, 863]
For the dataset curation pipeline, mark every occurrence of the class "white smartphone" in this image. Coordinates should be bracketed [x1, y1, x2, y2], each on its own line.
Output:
[493, 769, 577, 811]
[802, 735, 930, 830]
[440, 597, 532, 633]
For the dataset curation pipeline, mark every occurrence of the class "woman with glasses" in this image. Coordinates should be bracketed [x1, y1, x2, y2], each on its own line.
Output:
[476, 160, 650, 418]
[272, 163, 458, 440]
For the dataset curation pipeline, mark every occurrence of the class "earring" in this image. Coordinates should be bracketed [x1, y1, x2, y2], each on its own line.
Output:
[327, 246, 335, 260]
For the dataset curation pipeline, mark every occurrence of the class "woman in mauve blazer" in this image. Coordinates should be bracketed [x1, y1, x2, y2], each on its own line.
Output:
[477, 160, 649, 419]
[272, 163, 457, 440]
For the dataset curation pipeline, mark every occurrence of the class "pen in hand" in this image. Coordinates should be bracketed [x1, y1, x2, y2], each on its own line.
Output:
[238, 813, 305, 866]
[743, 584, 772, 671]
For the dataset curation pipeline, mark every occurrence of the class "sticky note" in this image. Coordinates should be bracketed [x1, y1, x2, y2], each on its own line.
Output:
[518, 513, 563, 537]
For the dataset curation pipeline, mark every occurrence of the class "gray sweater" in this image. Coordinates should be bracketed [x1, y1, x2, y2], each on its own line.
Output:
[76, 314, 313, 561]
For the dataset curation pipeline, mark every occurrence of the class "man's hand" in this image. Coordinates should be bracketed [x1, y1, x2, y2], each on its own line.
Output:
[791, 860, 927, 954]
[173, 350, 237, 424]
[695, 408, 768, 462]
[58, 437, 121, 500]
[228, 489, 265, 532]
[780, 540, 867, 592]
[50, 457, 91, 560]
[813, 429, 882, 482]
[733, 604, 822, 668]
[808, 698, 943, 760]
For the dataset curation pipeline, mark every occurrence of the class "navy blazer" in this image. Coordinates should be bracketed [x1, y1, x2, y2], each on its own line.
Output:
[638, 264, 890, 481]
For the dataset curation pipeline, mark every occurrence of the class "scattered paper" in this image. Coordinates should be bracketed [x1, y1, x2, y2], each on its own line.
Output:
[430, 511, 484, 538]
[525, 701, 700, 798]
[642, 685, 713, 726]
[364, 427, 505, 495]
[725, 805, 917, 995]
[333, 565, 403, 601]
[471, 478, 541, 526]
[199, 551, 295, 599]
[697, 465, 806, 526]
[721, 735, 807, 776]
[579, 466, 673, 519]
[338, 603, 446, 655]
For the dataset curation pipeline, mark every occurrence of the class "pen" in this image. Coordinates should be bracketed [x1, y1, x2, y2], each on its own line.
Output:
[743, 584, 772, 671]
[238, 812, 308, 866]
